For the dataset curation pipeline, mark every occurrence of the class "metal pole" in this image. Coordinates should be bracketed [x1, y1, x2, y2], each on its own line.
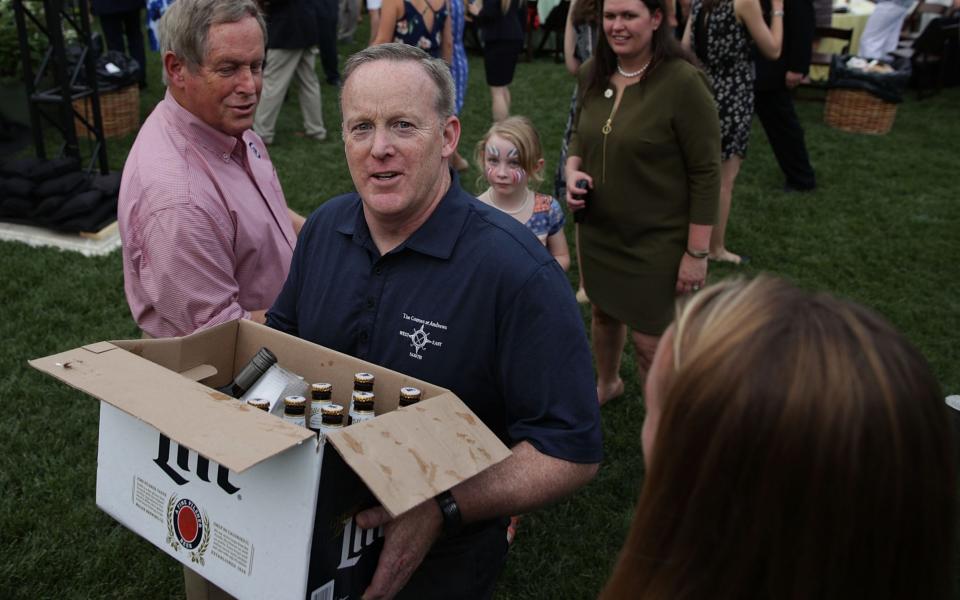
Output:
[13, 0, 46, 159]
[43, 0, 81, 162]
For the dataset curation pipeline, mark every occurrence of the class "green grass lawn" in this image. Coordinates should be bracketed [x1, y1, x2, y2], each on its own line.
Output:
[2, 30, 959, 599]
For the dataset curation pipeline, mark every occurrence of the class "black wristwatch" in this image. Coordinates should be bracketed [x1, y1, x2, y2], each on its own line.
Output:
[435, 490, 463, 537]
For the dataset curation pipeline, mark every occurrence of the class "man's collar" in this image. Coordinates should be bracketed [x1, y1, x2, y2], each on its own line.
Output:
[163, 89, 242, 158]
[337, 169, 471, 260]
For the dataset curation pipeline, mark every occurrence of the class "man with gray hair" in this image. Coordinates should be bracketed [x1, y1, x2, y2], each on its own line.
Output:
[119, 0, 304, 340]
[267, 43, 603, 598]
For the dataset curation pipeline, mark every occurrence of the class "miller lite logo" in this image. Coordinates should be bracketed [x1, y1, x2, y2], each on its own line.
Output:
[154, 434, 240, 495]
[337, 516, 383, 570]
[166, 495, 211, 565]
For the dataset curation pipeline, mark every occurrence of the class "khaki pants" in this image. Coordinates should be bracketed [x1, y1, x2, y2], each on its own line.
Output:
[338, 0, 362, 41]
[184, 566, 236, 600]
[253, 47, 327, 145]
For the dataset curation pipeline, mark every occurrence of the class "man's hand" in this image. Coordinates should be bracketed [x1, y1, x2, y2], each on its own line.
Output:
[356, 498, 443, 600]
[785, 70, 804, 89]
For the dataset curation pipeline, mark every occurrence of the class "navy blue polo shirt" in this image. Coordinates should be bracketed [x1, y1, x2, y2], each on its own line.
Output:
[267, 176, 602, 464]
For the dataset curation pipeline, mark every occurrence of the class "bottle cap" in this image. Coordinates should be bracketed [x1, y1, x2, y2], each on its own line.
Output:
[283, 395, 306, 415]
[311, 382, 333, 400]
[321, 403, 345, 426]
[251, 347, 278, 372]
[354, 372, 375, 391]
[247, 398, 271, 411]
[352, 391, 375, 412]
[399, 386, 422, 406]
[321, 403, 344, 416]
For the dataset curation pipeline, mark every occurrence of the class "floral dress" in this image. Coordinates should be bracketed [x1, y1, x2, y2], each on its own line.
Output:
[393, 0, 449, 58]
[146, 0, 176, 51]
[689, 0, 755, 160]
[450, 0, 468, 114]
[526, 193, 566, 243]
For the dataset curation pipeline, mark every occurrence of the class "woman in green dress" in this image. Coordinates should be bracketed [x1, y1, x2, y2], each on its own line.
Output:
[565, 0, 720, 402]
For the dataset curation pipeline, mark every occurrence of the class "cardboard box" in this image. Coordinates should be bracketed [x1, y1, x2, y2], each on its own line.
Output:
[29, 320, 511, 600]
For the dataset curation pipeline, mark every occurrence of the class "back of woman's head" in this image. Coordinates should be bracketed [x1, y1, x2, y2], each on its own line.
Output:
[573, 0, 600, 24]
[601, 276, 956, 600]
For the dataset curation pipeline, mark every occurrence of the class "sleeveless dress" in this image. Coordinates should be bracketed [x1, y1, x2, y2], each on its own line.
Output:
[689, 0, 755, 160]
[450, 0, 468, 114]
[393, 0, 449, 58]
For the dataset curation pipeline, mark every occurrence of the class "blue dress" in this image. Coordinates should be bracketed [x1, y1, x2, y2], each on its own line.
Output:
[393, 0, 448, 58]
[449, 0, 468, 114]
[146, 0, 175, 51]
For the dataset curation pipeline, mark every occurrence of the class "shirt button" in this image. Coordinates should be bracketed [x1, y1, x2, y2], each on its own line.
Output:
[366, 298, 375, 309]
[359, 330, 369, 342]
[221, 152, 230, 161]
[374, 267, 383, 275]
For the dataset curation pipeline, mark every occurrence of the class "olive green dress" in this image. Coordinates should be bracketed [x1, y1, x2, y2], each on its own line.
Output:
[569, 57, 720, 335]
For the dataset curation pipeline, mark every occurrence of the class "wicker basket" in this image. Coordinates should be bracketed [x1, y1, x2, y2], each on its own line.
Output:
[73, 84, 140, 139]
[823, 88, 897, 135]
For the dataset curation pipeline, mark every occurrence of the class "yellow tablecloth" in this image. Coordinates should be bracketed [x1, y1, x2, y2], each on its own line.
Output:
[810, 0, 876, 80]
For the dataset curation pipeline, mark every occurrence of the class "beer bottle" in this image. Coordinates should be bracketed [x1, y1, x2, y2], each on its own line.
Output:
[248, 397, 271, 412]
[353, 372, 375, 393]
[217, 347, 277, 398]
[318, 403, 345, 442]
[349, 391, 376, 425]
[399, 386, 422, 407]
[283, 395, 307, 427]
[309, 383, 333, 434]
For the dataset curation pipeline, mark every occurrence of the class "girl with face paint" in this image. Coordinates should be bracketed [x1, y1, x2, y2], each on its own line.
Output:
[475, 116, 571, 272]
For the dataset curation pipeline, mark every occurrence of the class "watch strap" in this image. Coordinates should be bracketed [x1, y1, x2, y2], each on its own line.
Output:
[435, 490, 463, 537]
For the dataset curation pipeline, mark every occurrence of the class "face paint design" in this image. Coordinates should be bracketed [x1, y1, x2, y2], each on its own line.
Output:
[484, 135, 529, 192]
[505, 147, 525, 184]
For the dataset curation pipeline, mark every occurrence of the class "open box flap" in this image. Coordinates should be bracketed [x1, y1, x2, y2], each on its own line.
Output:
[327, 392, 511, 518]
[28, 344, 315, 473]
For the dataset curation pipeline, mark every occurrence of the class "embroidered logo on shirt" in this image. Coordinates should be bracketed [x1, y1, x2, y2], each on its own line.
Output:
[248, 140, 261, 159]
[399, 313, 446, 360]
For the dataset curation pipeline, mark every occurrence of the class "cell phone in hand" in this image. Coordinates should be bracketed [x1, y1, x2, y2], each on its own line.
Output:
[573, 179, 590, 224]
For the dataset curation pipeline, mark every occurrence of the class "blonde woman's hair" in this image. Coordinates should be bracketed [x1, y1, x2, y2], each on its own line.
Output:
[474, 115, 545, 189]
[601, 276, 957, 600]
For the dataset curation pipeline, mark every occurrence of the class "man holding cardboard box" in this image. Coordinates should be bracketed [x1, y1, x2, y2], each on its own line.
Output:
[118, 0, 305, 340]
[266, 43, 603, 599]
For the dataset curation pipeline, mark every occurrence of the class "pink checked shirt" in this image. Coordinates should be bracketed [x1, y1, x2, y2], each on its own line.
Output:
[119, 91, 296, 338]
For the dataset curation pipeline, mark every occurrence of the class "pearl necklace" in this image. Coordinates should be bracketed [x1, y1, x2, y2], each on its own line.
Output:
[493, 189, 532, 215]
[617, 58, 651, 78]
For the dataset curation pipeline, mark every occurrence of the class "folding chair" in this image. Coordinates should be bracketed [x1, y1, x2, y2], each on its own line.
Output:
[797, 26, 855, 100]
[893, 16, 960, 97]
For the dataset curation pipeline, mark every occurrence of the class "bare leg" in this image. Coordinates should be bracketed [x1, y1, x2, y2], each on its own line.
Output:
[710, 155, 745, 264]
[629, 329, 659, 385]
[490, 85, 511, 122]
[592, 305, 626, 405]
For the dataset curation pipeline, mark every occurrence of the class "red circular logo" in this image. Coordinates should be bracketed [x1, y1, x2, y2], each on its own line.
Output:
[177, 506, 199, 543]
[172, 498, 204, 550]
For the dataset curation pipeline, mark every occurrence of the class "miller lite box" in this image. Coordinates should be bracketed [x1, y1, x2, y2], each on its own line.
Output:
[29, 319, 510, 600]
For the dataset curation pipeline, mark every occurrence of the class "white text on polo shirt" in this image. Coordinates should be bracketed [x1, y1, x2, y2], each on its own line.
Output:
[399, 313, 446, 360]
